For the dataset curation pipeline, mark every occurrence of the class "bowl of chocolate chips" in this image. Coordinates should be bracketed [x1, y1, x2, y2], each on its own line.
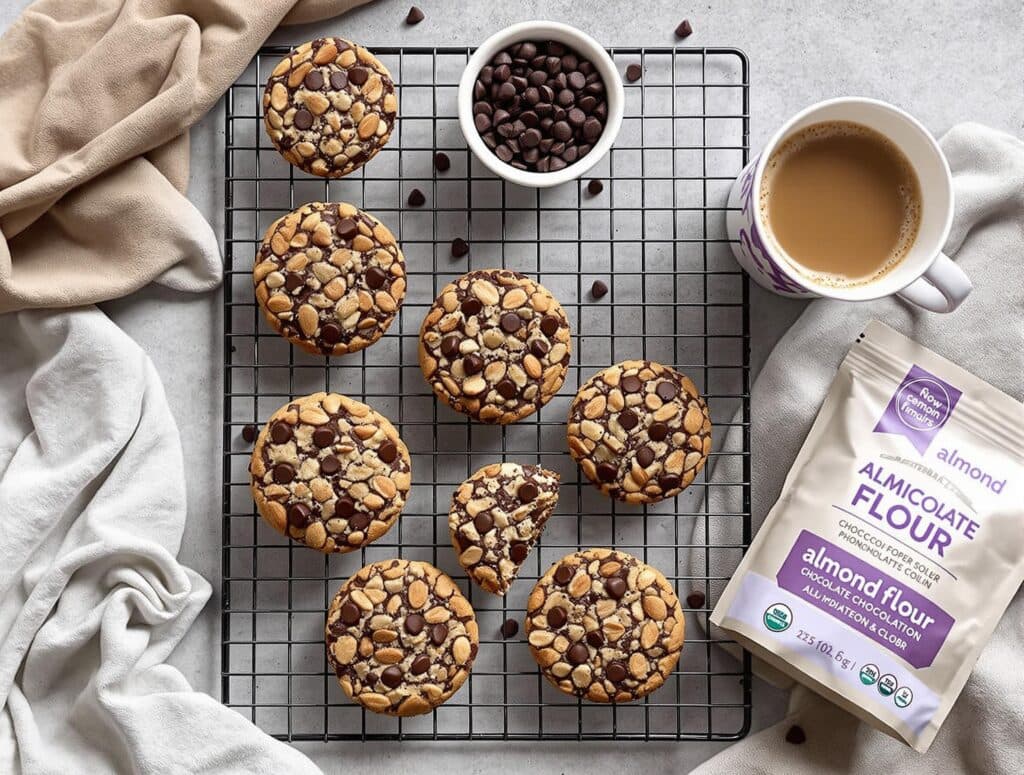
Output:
[458, 21, 624, 188]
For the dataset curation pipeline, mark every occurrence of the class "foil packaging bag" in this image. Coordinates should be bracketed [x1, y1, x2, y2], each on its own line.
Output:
[711, 320, 1024, 752]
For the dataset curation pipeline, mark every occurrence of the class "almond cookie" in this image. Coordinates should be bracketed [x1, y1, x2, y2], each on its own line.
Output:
[326, 559, 479, 716]
[250, 392, 411, 553]
[254, 202, 406, 356]
[263, 37, 397, 177]
[449, 462, 560, 595]
[419, 269, 571, 423]
[567, 360, 712, 504]
[525, 548, 684, 702]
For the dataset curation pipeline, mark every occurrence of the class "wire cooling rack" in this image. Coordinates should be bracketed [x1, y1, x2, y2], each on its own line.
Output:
[222, 44, 751, 742]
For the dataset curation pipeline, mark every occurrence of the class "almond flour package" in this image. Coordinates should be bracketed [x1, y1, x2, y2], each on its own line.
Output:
[711, 320, 1024, 753]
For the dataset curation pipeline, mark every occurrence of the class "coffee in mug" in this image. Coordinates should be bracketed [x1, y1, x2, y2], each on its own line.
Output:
[761, 121, 921, 288]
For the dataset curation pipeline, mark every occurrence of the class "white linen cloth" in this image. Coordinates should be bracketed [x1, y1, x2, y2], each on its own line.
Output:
[691, 123, 1024, 773]
[0, 308, 321, 774]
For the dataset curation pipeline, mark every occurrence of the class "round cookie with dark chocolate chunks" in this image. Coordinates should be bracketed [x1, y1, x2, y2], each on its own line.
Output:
[449, 462, 560, 595]
[418, 269, 571, 423]
[254, 202, 405, 356]
[326, 559, 479, 716]
[526, 548, 684, 702]
[567, 360, 712, 504]
[263, 37, 397, 177]
[250, 392, 411, 553]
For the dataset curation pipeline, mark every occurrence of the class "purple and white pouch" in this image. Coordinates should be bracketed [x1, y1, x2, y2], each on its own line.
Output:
[711, 320, 1024, 752]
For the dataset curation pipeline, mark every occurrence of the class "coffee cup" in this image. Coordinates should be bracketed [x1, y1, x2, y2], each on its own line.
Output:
[726, 97, 971, 312]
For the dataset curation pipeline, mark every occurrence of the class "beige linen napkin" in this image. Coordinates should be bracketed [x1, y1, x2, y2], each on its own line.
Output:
[0, 0, 371, 313]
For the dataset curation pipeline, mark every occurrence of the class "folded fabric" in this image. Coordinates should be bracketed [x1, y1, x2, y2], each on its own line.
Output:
[0, 308, 324, 774]
[690, 124, 1024, 773]
[0, 0, 370, 313]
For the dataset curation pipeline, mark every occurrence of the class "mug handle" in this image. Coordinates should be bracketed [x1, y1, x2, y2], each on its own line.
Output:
[897, 253, 972, 313]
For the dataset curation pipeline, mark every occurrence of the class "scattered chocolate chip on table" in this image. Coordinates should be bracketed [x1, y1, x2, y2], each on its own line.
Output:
[434, 151, 451, 171]
[240, 424, 258, 443]
[590, 279, 608, 299]
[625, 63, 642, 82]
[675, 19, 694, 39]
[451, 236, 470, 257]
[785, 725, 807, 745]
[587, 178, 604, 195]
[407, 187, 426, 207]
[405, 5, 424, 25]
[686, 590, 707, 609]
[500, 618, 520, 639]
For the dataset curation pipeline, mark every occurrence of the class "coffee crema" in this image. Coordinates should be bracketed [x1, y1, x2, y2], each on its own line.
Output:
[759, 121, 921, 288]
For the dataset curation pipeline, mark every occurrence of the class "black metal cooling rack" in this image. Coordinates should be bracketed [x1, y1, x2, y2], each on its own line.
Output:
[222, 44, 751, 742]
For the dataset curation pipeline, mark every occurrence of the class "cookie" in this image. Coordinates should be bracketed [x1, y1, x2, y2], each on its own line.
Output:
[567, 360, 712, 504]
[326, 559, 479, 716]
[263, 37, 397, 177]
[419, 269, 571, 423]
[449, 462, 560, 595]
[250, 392, 411, 553]
[525, 548, 684, 702]
[254, 202, 406, 356]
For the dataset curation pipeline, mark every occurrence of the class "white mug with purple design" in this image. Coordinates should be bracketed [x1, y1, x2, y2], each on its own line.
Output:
[725, 97, 973, 313]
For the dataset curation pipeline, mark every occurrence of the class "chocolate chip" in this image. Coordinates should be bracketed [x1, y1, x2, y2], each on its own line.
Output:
[618, 409, 638, 430]
[461, 297, 482, 316]
[430, 623, 448, 646]
[621, 375, 643, 393]
[473, 511, 493, 533]
[605, 576, 627, 599]
[567, 643, 589, 665]
[434, 151, 451, 171]
[587, 179, 604, 196]
[287, 502, 311, 528]
[378, 441, 399, 464]
[686, 591, 706, 609]
[336, 497, 355, 517]
[270, 422, 292, 444]
[675, 19, 694, 39]
[405, 613, 425, 635]
[303, 71, 324, 90]
[658, 473, 681, 492]
[540, 314, 560, 337]
[546, 606, 567, 628]
[405, 5, 424, 24]
[451, 237, 470, 257]
[517, 481, 538, 502]
[285, 273, 304, 292]
[500, 312, 522, 333]
[381, 665, 403, 688]
[590, 280, 608, 299]
[410, 655, 431, 675]
[785, 725, 806, 745]
[500, 618, 519, 638]
[463, 353, 484, 375]
[649, 422, 669, 441]
[272, 463, 295, 484]
[320, 456, 340, 475]
[407, 188, 426, 207]
[348, 67, 368, 86]
[596, 462, 617, 481]
[321, 322, 342, 344]
[530, 339, 550, 358]
[554, 564, 573, 585]
[340, 601, 361, 625]
[656, 381, 678, 401]
[495, 378, 517, 399]
[241, 424, 258, 443]
[625, 64, 642, 82]
[636, 446, 655, 468]
[329, 71, 347, 90]
[586, 630, 604, 648]
[365, 266, 387, 289]
[348, 512, 370, 530]
[312, 427, 335, 448]
[510, 542, 529, 563]
[441, 334, 460, 359]
[606, 660, 627, 682]
[293, 108, 314, 130]
[335, 218, 358, 240]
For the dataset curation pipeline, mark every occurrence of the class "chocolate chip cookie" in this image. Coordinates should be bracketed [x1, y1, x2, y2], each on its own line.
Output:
[254, 202, 406, 356]
[263, 37, 397, 177]
[567, 360, 712, 504]
[250, 392, 411, 553]
[326, 559, 479, 716]
[419, 269, 571, 423]
[449, 462, 560, 595]
[525, 548, 684, 702]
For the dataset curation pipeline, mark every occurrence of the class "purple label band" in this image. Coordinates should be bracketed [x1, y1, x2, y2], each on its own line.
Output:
[777, 530, 954, 669]
[874, 364, 962, 454]
[734, 156, 809, 295]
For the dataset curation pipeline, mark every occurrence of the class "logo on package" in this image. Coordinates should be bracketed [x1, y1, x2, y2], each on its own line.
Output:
[874, 365, 961, 454]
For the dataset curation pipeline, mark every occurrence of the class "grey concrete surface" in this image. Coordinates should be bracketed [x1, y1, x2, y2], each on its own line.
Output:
[1, 0, 1020, 772]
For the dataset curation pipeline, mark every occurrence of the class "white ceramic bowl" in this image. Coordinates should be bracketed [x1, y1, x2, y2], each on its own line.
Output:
[457, 21, 625, 188]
